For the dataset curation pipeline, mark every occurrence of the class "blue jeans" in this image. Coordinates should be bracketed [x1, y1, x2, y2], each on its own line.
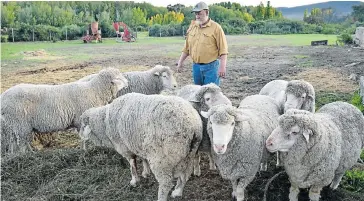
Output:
[192, 60, 220, 86]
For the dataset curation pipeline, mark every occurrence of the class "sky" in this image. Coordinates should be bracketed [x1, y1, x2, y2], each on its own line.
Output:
[134, 0, 363, 8]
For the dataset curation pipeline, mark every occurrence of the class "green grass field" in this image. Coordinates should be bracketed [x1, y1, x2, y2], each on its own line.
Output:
[1, 33, 339, 61]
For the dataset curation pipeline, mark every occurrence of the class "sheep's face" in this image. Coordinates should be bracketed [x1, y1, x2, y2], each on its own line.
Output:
[112, 74, 129, 91]
[155, 71, 178, 89]
[284, 92, 307, 112]
[201, 106, 245, 155]
[266, 124, 302, 152]
[203, 91, 232, 109]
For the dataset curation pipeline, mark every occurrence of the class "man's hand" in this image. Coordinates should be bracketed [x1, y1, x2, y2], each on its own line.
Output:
[218, 66, 226, 78]
[177, 63, 183, 73]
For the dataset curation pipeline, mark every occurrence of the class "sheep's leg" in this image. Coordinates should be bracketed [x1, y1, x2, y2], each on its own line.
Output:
[207, 152, 216, 170]
[276, 152, 280, 166]
[289, 185, 299, 201]
[330, 172, 345, 189]
[171, 174, 187, 198]
[231, 179, 238, 201]
[193, 153, 201, 176]
[235, 178, 252, 201]
[128, 156, 140, 187]
[260, 149, 268, 171]
[156, 174, 174, 201]
[308, 186, 322, 201]
[142, 159, 151, 178]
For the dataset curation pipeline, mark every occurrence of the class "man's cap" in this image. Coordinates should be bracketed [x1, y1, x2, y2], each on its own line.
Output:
[192, 2, 209, 12]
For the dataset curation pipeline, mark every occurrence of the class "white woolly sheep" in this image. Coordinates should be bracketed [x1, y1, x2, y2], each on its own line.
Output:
[265, 102, 364, 201]
[201, 95, 281, 201]
[176, 83, 232, 176]
[259, 79, 315, 114]
[0, 68, 128, 155]
[79, 105, 152, 180]
[79, 65, 177, 96]
[260, 79, 316, 166]
[79, 93, 203, 201]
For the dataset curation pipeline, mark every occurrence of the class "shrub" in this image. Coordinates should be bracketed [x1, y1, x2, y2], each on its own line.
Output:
[351, 90, 364, 112]
[337, 33, 353, 45]
[341, 168, 364, 192]
[1, 35, 8, 42]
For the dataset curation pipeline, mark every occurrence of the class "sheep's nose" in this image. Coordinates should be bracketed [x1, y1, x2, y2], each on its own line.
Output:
[266, 139, 273, 147]
[214, 144, 225, 151]
[173, 84, 177, 88]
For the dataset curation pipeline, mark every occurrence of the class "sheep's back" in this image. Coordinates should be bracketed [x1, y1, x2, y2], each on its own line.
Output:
[317, 101, 364, 171]
[107, 93, 203, 164]
[117, 72, 162, 96]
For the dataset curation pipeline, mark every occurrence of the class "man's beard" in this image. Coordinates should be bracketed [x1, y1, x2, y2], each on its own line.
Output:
[195, 17, 207, 25]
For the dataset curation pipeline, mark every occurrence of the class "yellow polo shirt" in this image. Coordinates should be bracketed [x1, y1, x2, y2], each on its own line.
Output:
[182, 19, 228, 64]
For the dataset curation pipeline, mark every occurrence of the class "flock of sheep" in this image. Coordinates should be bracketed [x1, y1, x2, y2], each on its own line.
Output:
[1, 65, 363, 201]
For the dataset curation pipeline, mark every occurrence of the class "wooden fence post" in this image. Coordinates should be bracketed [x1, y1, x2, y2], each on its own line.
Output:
[66, 28, 68, 40]
[33, 29, 34, 41]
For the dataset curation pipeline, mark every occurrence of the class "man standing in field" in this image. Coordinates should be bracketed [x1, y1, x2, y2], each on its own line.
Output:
[176, 1, 228, 86]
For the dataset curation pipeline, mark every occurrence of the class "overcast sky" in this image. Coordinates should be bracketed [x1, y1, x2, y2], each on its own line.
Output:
[135, 0, 363, 8]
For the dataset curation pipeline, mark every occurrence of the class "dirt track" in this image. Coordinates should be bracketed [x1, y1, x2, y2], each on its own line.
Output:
[1, 40, 364, 201]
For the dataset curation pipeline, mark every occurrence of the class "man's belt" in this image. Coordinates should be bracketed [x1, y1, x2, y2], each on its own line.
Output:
[195, 60, 217, 65]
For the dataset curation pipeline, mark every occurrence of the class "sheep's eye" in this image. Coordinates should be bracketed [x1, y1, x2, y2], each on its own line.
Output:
[292, 131, 299, 135]
[231, 122, 235, 126]
[209, 120, 212, 124]
[206, 98, 210, 101]
[162, 75, 167, 78]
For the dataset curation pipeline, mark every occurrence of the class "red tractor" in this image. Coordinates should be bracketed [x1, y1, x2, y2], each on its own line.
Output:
[82, 22, 102, 43]
[113, 22, 136, 42]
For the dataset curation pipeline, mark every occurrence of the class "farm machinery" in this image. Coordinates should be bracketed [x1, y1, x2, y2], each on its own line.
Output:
[82, 22, 102, 43]
[113, 22, 136, 42]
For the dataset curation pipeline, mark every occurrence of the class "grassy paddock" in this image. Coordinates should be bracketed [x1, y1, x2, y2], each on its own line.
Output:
[1, 33, 338, 61]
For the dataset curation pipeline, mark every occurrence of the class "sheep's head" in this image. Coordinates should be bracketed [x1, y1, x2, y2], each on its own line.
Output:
[98, 68, 129, 93]
[266, 109, 316, 153]
[284, 80, 315, 113]
[152, 65, 178, 89]
[201, 105, 247, 154]
[190, 83, 232, 110]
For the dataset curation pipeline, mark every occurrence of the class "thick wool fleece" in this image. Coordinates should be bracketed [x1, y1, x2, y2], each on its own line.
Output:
[1, 68, 124, 154]
[117, 65, 175, 97]
[207, 95, 280, 180]
[279, 102, 364, 189]
[106, 93, 202, 179]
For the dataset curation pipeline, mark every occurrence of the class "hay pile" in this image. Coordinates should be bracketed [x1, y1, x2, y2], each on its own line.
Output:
[1, 147, 363, 201]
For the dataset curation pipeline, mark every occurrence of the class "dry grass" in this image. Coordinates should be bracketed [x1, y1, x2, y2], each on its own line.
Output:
[289, 68, 358, 93]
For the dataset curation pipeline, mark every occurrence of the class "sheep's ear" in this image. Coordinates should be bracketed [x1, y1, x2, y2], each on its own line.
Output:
[154, 71, 160, 76]
[233, 110, 249, 122]
[302, 129, 312, 143]
[188, 91, 203, 103]
[200, 111, 209, 118]
[302, 95, 315, 112]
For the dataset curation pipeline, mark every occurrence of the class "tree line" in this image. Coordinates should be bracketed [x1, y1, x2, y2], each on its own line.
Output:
[1, 1, 364, 42]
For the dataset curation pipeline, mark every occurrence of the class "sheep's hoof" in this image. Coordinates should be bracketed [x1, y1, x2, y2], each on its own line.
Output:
[231, 192, 237, 201]
[171, 189, 182, 198]
[260, 163, 268, 171]
[130, 178, 139, 187]
[142, 171, 150, 178]
[209, 164, 217, 170]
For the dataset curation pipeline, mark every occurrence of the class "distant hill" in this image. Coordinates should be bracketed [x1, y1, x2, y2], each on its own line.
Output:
[277, 1, 363, 20]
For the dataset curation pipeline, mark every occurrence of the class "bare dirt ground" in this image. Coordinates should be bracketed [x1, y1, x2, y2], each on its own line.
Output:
[1, 39, 364, 201]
